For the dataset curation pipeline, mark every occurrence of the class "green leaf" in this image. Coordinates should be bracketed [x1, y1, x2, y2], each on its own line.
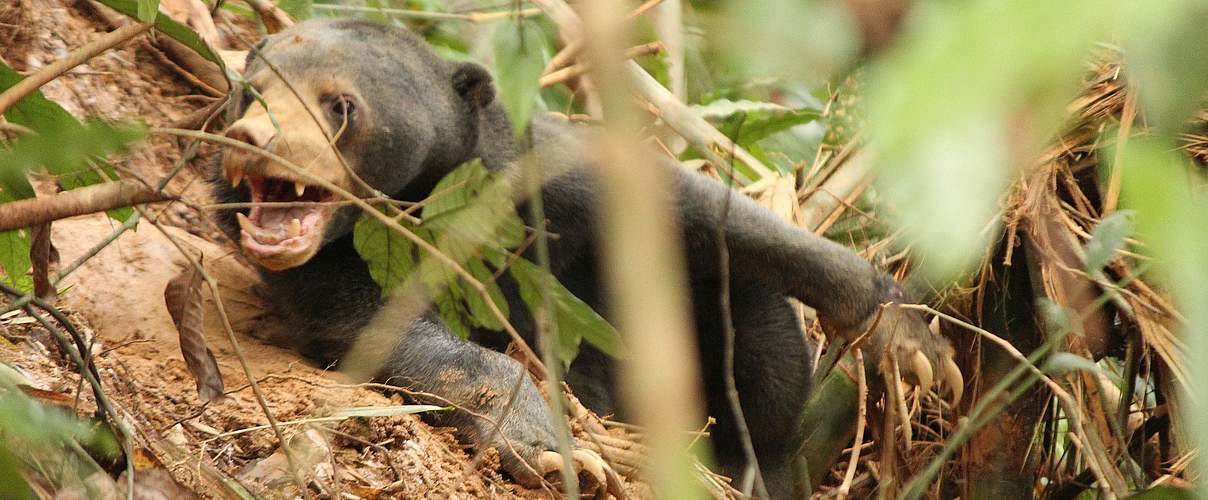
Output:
[1118, 137, 1208, 486]
[0, 120, 146, 197]
[866, 0, 1115, 283]
[0, 61, 144, 224]
[493, 20, 548, 135]
[136, 0, 159, 22]
[0, 230, 31, 291]
[0, 445, 35, 500]
[352, 216, 416, 297]
[1084, 209, 1134, 272]
[1124, 486, 1197, 500]
[463, 259, 507, 330]
[423, 159, 490, 220]
[334, 404, 445, 418]
[276, 0, 313, 20]
[93, 0, 223, 67]
[695, 99, 822, 148]
[1118, 1, 1208, 135]
[510, 259, 623, 367]
[435, 287, 471, 339]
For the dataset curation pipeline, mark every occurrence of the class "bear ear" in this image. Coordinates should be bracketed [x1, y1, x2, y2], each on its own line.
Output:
[452, 62, 495, 110]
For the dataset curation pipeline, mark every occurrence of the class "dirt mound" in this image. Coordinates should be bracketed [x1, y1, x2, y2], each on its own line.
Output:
[0, 1, 562, 497]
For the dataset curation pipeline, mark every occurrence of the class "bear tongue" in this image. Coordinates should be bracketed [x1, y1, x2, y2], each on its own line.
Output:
[248, 206, 313, 244]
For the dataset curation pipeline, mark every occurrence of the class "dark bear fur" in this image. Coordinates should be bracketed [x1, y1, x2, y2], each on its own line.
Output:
[211, 18, 955, 498]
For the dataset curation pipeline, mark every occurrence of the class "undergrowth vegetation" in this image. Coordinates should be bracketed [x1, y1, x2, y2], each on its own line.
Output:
[1, 0, 1207, 498]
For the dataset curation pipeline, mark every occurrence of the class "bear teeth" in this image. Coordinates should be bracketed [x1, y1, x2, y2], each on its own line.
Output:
[295, 182, 306, 197]
[289, 218, 302, 238]
[236, 212, 255, 234]
[227, 164, 244, 187]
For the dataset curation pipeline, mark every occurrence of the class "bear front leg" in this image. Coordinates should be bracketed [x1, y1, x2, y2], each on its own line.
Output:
[671, 167, 963, 401]
[376, 314, 615, 495]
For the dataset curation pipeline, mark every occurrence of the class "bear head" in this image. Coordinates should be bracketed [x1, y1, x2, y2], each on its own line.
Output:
[214, 19, 501, 271]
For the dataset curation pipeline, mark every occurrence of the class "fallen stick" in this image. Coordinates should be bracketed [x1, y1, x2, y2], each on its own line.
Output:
[0, 180, 172, 232]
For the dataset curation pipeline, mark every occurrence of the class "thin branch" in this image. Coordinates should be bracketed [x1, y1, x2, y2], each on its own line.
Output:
[134, 206, 311, 496]
[538, 41, 663, 88]
[836, 348, 867, 500]
[900, 303, 1120, 498]
[715, 114, 769, 498]
[0, 22, 151, 115]
[530, 0, 774, 184]
[0, 179, 172, 232]
[311, 4, 542, 23]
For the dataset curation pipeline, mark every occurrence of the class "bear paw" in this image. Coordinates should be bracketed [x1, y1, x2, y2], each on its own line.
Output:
[863, 302, 964, 406]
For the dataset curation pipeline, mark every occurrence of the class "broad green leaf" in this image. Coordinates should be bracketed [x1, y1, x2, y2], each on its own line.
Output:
[1084, 209, 1134, 272]
[0, 392, 94, 445]
[694, 99, 822, 149]
[136, 0, 159, 22]
[434, 286, 471, 339]
[0, 445, 35, 500]
[0, 61, 142, 223]
[423, 159, 490, 220]
[493, 20, 548, 135]
[276, 0, 313, 20]
[1118, 1, 1208, 135]
[463, 259, 507, 330]
[93, 0, 223, 67]
[0, 120, 145, 194]
[1118, 137, 1208, 485]
[719, 0, 859, 86]
[352, 216, 417, 297]
[511, 259, 623, 367]
[866, 0, 1118, 282]
[0, 230, 31, 290]
[334, 404, 445, 418]
[1124, 486, 1197, 500]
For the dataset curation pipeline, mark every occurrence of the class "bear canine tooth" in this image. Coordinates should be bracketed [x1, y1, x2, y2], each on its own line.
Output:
[294, 181, 306, 197]
[228, 164, 244, 187]
[236, 212, 256, 234]
[288, 218, 301, 238]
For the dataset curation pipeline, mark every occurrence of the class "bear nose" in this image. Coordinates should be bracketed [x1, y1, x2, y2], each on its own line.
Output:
[225, 121, 276, 151]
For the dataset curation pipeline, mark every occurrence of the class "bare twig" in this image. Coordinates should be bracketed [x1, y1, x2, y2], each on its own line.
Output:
[901, 303, 1122, 498]
[311, 4, 542, 23]
[135, 207, 311, 496]
[531, 0, 774, 184]
[715, 114, 769, 498]
[836, 348, 867, 500]
[539, 41, 663, 88]
[0, 179, 172, 232]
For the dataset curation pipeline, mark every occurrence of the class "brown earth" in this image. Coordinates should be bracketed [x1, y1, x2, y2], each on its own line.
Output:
[0, 1, 638, 498]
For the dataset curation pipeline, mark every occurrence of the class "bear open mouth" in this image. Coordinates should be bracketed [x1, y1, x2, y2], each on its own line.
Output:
[233, 173, 336, 269]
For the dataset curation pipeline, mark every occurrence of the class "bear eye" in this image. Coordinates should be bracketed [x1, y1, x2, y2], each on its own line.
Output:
[325, 94, 357, 131]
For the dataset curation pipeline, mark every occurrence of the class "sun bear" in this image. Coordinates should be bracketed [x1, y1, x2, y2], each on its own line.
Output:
[210, 18, 959, 498]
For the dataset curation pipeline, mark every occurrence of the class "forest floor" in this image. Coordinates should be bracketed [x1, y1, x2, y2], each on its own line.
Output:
[0, 1, 641, 497]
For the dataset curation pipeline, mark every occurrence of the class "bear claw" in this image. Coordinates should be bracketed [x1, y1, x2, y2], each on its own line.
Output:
[538, 449, 626, 499]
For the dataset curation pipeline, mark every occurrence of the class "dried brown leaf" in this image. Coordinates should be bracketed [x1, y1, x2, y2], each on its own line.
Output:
[164, 258, 223, 402]
[30, 223, 52, 299]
